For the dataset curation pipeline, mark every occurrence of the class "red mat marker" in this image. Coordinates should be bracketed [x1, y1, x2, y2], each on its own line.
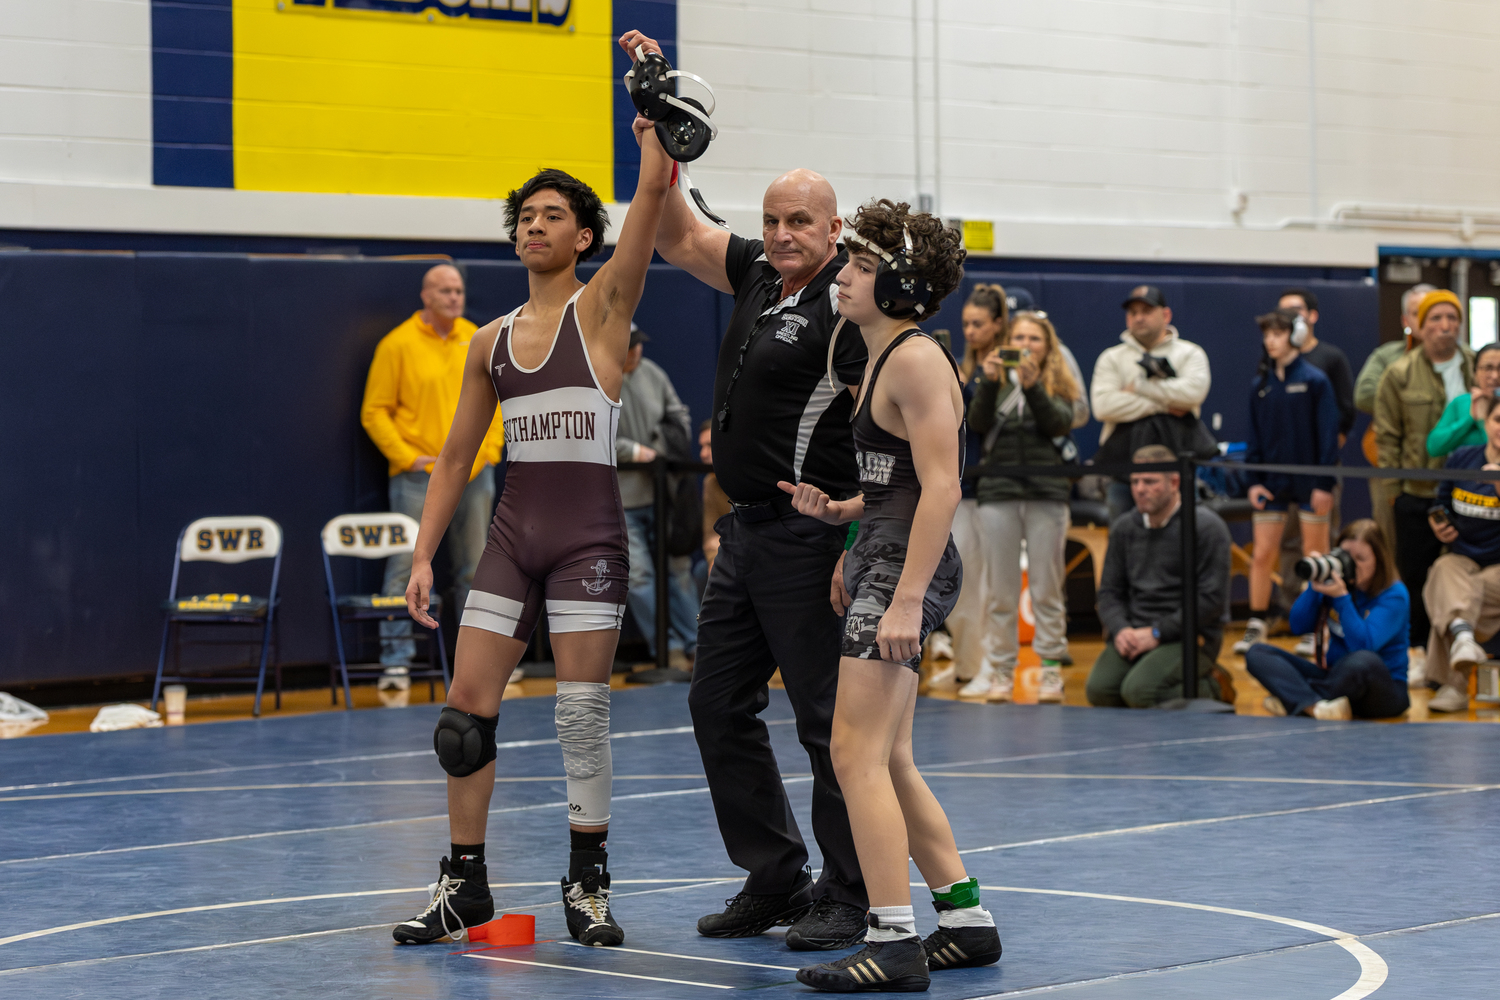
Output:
[468, 913, 535, 946]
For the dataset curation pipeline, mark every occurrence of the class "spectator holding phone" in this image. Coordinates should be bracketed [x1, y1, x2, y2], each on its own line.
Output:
[1233, 310, 1340, 654]
[939, 283, 1008, 691]
[1422, 403, 1500, 713]
[1428, 343, 1500, 459]
[1244, 520, 1409, 720]
[967, 311, 1082, 703]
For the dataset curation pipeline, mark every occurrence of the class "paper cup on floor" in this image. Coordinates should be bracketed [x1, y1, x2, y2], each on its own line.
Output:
[163, 685, 187, 724]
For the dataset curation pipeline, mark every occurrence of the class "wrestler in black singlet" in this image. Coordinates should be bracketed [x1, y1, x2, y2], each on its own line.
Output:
[842, 329, 965, 670]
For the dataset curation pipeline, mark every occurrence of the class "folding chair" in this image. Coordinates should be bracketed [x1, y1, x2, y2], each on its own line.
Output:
[152, 516, 283, 718]
[321, 513, 450, 709]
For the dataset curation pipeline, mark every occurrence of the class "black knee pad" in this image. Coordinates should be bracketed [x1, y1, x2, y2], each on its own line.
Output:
[433, 707, 498, 777]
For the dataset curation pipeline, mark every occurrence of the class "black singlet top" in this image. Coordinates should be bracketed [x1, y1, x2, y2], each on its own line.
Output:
[851, 329, 964, 524]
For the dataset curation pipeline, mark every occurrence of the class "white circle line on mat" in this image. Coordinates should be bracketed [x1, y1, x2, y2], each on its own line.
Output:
[975, 884, 1387, 1000]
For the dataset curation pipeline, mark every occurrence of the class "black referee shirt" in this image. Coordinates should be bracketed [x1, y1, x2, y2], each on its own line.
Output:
[711, 235, 868, 503]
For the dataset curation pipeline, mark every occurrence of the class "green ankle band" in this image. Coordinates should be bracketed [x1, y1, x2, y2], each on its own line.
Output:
[932, 877, 981, 909]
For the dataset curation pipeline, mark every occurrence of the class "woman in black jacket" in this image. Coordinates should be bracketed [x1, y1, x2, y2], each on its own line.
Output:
[965, 311, 1081, 702]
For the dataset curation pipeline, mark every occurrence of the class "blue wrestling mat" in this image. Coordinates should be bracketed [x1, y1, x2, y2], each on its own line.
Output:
[1, 688, 1496, 998]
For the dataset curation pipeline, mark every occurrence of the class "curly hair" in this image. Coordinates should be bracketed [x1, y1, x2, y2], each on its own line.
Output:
[503, 169, 610, 262]
[842, 199, 966, 318]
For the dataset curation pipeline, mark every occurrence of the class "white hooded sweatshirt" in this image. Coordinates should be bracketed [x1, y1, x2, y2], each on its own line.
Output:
[1089, 326, 1211, 445]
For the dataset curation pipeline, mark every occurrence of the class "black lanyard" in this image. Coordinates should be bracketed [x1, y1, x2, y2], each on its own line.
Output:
[717, 279, 796, 432]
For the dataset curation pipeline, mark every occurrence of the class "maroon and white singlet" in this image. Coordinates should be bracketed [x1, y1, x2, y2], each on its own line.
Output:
[461, 288, 628, 640]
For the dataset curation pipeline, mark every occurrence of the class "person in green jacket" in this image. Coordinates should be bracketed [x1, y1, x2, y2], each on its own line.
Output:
[1428, 342, 1500, 459]
[966, 311, 1081, 703]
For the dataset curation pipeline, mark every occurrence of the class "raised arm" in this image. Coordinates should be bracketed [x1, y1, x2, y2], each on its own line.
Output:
[616, 30, 733, 294]
[405, 326, 502, 627]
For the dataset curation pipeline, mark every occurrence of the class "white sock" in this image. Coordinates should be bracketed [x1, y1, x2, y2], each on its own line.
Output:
[937, 904, 995, 928]
[1451, 619, 1474, 637]
[867, 904, 917, 941]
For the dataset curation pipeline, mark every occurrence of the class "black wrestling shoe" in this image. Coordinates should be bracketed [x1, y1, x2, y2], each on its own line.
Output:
[562, 851, 624, 947]
[796, 936, 930, 992]
[392, 857, 494, 945]
[786, 895, 869, 950]
[697, 868, 815, 938]
[922, 903, 1002, 970]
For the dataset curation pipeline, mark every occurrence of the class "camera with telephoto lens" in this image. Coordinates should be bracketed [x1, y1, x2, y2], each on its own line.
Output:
[1137, 354, 1177, 379]
[1295, 548, 1356, 584]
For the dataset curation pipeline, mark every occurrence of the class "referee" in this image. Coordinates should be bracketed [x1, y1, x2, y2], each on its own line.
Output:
[629, 116, 868, 946]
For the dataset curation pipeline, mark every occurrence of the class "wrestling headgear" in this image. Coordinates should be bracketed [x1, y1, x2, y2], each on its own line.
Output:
[625, 45, 719, 163]
[845, 226, 934, 319]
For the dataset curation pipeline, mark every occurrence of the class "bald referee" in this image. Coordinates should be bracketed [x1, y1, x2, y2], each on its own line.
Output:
[625, 68, 868, 952]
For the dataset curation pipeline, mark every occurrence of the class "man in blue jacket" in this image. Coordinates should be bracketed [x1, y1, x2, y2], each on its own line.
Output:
[1234, 309, 1341, 654]
[1425, 405, 1500, 712]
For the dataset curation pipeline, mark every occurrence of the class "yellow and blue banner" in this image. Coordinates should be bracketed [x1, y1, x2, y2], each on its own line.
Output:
[151, 0, 675, 205]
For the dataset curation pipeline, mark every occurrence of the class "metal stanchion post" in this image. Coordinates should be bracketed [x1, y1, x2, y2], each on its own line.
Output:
[654, 456, 670, 672]
[1179, 451, 1199, 699]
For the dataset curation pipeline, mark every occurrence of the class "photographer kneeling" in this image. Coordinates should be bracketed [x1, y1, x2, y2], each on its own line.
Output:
[1244, 520, 1410, 721]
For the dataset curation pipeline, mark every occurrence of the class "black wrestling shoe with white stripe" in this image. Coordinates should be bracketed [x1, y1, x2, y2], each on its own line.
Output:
[922, 909, 1002, 970]
[562, 852, 625, 947]
[795, 936, 930, 992]
[392, 857, 494, 945]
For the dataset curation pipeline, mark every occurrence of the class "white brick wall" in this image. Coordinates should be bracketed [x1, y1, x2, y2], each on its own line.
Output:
[2, 0, 1498, 263]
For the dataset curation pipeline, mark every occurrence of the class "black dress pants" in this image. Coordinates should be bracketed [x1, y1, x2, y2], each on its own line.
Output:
[1393, 492, 1443, 650]
[687, 507, 865, 907]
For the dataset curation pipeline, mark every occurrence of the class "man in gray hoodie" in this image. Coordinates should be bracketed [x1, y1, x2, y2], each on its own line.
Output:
[616, 325, 699, 667]
[1086, 445, 1235, 708]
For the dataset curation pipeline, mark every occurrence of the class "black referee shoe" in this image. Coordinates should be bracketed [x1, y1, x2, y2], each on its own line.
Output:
[786, 896, 868, 950]
[697, 869, 815, 938]
[796, 936, 930, 992]
[922, 912, 1002, 970]
[392, 857, 494, 945]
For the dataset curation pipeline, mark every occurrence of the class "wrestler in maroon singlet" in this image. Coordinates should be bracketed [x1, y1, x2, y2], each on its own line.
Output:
[391, 28, 675, 950]
[464, 289, 628, 640]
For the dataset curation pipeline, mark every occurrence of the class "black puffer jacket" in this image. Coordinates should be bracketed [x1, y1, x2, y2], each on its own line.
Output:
[968, 373, 1075, 503]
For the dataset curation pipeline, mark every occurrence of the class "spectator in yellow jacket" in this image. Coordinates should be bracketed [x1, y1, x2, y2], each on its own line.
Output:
[361, 263, 504, 668]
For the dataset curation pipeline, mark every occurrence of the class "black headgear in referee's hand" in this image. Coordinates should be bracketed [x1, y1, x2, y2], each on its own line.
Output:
[625, 45, 719, 162]
[845, 227, 933, 319]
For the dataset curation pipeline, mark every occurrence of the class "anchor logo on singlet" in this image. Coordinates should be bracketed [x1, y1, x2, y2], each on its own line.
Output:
[493, 363, 506, 379]
[582, 559, 612, 595]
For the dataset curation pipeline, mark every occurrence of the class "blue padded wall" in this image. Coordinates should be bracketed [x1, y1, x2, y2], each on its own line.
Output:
[0, 252, 1376, 685]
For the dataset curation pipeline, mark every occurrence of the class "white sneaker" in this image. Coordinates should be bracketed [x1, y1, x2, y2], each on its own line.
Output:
[1038, 666, 1064, 703]
[1311, 696, 1353, 721]
[1262, 695, 1287, 717]
[1449, 632, 1487, 673]
[1293, 634, 1316, 658]
[1428, 683, 1468, 713]
[1407, 648, 1427, 689]
[507, 666, 524, 687]
[986, 673, 1014, 703]
[958, 666, 995, 698]
[927, 663, 958, 689]
[926, 631, 954, 662]
[1232, 618, 1267, 655]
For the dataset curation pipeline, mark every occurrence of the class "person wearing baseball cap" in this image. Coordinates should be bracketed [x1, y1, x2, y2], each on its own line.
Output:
[1090, 284, 1213, 521]
[1375, 288, 1473, 671]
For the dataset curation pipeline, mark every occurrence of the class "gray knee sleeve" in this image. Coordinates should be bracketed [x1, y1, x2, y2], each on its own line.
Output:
[555, 681, 611, 826]
[434, 707, 498, 777]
